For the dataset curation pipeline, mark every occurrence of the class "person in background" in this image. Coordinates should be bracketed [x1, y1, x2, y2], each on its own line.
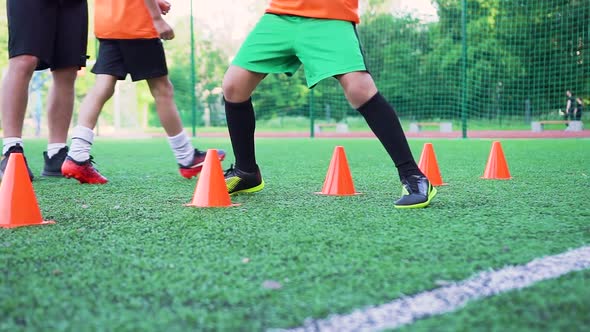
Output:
[574, 96, 584, 121]
[0, 0, 89, 181]
[61, 0, 224, 184]
[564, 90, 576, 121]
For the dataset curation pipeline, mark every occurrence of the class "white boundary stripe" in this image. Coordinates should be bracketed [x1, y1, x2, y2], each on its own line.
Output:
[276, 246, 590, 332]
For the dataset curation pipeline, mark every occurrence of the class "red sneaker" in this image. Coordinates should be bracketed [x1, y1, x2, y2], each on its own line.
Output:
[61, 156, 108, 184]
[179, 148, 226, 179]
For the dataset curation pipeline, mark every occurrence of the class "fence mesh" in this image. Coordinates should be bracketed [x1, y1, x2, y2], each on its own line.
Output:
[1, 0, 588, 136]
[261, 0, 590, 132]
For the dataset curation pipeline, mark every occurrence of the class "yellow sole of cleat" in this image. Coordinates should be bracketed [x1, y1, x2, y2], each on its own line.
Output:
[229, 180, 265, 195]
[394, 186, 438, 209]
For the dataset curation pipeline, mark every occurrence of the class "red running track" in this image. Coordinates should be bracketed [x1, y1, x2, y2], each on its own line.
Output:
[196, 130, 590, 139]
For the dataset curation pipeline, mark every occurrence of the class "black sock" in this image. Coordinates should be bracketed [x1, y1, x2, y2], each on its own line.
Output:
[357, 92, 422, 179]
[224, 98, 257, 172]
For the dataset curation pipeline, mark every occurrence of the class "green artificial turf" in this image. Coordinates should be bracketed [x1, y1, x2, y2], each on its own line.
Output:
[397, 270, 590, 332]
[1, 138, 589, 331]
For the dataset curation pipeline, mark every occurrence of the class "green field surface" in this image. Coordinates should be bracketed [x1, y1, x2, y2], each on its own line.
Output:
[397, 269, 590, 332]
[1, 138, 589, 331]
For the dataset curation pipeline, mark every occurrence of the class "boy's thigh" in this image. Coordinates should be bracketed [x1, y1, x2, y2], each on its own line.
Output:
[119, 39, 168, 81]
[232, 14, 301, 76]
[91, 39, 127, 80]
[52, 0, 89, 70]
[295, 18, 367, 87]
[7, 0, 58, 70]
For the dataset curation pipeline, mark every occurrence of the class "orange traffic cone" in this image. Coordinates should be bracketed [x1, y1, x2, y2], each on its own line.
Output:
[418, 143, 447, 186]
[482, 141, 512, 179]
[186, 149, 239, 207]
[316, 146, 360, 196]
[0, 153, 54, 228]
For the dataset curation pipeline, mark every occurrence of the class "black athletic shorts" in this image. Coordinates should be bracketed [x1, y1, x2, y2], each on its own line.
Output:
[7, 0, 88, 71]
[92, 39, 168, 82]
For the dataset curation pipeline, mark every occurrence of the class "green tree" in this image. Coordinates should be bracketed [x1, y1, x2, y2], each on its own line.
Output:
[153, 20, 229, 127]
[253, 70, 309, 121]
[429, 0, 589, 121]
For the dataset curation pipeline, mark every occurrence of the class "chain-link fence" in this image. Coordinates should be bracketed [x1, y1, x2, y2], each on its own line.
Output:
[2, 0, 588, 137]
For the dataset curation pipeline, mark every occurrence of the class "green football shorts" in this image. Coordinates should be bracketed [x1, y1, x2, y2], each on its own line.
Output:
[232, 14, 367, 88]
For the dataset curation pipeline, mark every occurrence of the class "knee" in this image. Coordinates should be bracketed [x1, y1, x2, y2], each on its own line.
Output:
[53, 68, 79, 85]
[150, 79, 174, 101]
[345, 82, 377, 108]
[93, 81, 116, 101]
[51, 71, 79, 93]
[340, 72, 378, 107]
[222, 74, 253, 103]
[352, 78, 377, 98]
[222, 77, 241, 102]
[103, 85, 116, 100]
[9, 55, 38, 76]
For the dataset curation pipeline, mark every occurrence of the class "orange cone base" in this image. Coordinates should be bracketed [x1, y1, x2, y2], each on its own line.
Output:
[185, 202, 241, 208]
[314, 191, 362, 196]
[481, 176, 512, 180]
[1, 220, 55, 229]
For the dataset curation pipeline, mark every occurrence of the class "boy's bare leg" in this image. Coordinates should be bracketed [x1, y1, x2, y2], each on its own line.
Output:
[61, 74, 115, 184]
[147, 75, 197, 167]
[0, 55, 37, 179]
[338, 71, 419, 180]
[1, 55, 38, 152]
[67, 74, 117, 162]
[146, 75, 183, 136]
[47, 67, 78, 145]
[222, 65, 265, 103]
[77, 75, 117, 129]
[41, 67, 79, 170]
[339, 71, 435, 208]
[337, 71, 378, 109]
[222, 65, 265, 173]
[220, 65, 266, 193]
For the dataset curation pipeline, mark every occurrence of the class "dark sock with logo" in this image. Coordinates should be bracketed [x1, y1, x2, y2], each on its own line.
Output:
[224, 97, 258, 173]
[357, 92, 422, 180]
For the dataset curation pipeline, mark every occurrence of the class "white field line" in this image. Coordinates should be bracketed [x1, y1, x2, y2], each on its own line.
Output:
[275, 246, 590, 332]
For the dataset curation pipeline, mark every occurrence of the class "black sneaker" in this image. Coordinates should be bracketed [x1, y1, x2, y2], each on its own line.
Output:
[394, 174, 437, 209]
[224, 164, 265, 195]
[41, 146, 69, 177]
[0, 144, 34, 181]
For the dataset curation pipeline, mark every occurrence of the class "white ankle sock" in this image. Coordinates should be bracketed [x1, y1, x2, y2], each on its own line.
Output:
[69, 126, 94, 162]
[2, 137, 23, 155]
[168, 131, 194, 166]
[46, 143, 67, 158]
